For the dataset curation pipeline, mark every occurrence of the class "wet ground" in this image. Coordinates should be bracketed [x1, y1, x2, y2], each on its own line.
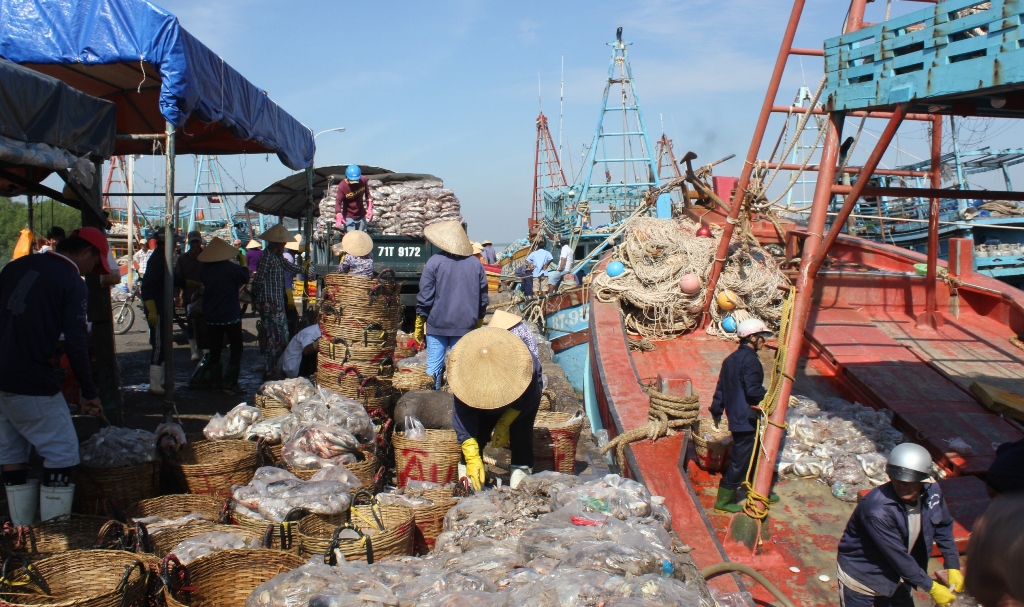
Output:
[114, 311, 268, 434]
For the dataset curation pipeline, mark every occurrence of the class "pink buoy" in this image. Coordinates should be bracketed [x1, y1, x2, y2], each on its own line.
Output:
[679, 273, 701, 295]
[696, 225, 713, 238]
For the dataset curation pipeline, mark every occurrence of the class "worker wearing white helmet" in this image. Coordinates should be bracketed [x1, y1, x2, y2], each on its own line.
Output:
[837, 443, 963, 607]
[709, 317, 778, 513]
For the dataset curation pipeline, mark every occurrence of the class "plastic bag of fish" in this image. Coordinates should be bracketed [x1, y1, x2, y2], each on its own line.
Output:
[281, 422, 364, 470]
[260, 377, 317, 409]
[204, 403, 263, 440]
[171, 531, 258, 564]
[290, 388, 376, 443]
[79, 426, 156, 469]
[776, 395, 904, 500]
[231, 466, 355, 522]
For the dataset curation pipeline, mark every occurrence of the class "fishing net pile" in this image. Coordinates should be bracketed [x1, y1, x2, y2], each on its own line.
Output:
[591, 217, 790, 341]
[777, 395, 908, 502]
[315, 179, 463, 239]
[247, 472, 711, 607]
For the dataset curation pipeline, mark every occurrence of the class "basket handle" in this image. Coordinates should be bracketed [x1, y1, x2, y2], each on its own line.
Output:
[324, 523, 374, 565]
[159, 555, 189, 600]
[376, 355, 394, 376]
[218, 498, 234, 524]
[377, 268, 397, 290]
[330, 337, 350, 362]
[1, 554, 51, 596]
[95, 520, 129, 550]
[134, 520, 152, 553]
[321, 301, 343, 320]
[363, 322, 386, 347]
[351, 492, 385, 532]
[358, 376, 382, 398]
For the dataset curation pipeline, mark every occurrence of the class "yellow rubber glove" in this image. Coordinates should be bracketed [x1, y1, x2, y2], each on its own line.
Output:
[946, 569, 965, 593]
[928, 581, 956, 607]
[144, 300, 158, 328]
[414, 315, 427, 344]
[490, 408, 520, 449]
[461, 438, 485, 490]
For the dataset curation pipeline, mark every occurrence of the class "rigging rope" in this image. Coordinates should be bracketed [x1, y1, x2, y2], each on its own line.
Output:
[600, 383, 701, 468]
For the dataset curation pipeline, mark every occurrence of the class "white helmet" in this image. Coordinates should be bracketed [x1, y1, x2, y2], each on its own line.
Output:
[737, 318, 771, 339]
[886, 443, 933, 482]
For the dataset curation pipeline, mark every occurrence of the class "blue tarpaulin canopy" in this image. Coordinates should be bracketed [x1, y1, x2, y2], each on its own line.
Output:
[0, 0, 315, 170]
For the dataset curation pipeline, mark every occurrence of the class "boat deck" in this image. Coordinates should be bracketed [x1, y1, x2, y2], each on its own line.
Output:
[589, 242, 1023, 605]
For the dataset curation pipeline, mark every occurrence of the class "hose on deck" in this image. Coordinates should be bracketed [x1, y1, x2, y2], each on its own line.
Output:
[701, 562, 798, 607]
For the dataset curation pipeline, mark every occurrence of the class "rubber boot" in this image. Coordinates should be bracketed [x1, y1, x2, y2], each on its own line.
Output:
[458, 463, 467, 480]
[189, 353, 215, 389]
[189, 339, 200, 362]
[39, 484, 74, 521]
[510, 466, 532, 489]
[5, 480, 39, 526]
[148, 365, 165, 395]
[714, 487, 742, 513]
[222, 364, 243, 394]
[736, 486, 781, 504]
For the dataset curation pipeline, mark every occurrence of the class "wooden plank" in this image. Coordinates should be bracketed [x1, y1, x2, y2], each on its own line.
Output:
[970, 380, 1024, 422]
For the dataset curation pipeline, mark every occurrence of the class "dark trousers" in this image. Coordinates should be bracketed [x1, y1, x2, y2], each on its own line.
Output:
[149, 315, 164, 365]
[472, 405, 539, 468]
[720, 430, 756, 491]
[839, 581, 914, 607]
[207, 322, 243, 366]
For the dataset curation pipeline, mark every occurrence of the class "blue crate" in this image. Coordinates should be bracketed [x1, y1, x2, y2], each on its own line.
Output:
[824, 0, 1024, 113]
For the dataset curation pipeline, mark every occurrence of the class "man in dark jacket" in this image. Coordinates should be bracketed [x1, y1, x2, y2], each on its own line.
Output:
[710, 317, 772, 513]
[174, 230, 204, 362]
[415, 221, 488, 389]
[986, 437, 1024, 494]
[194, 238, 251, 392]
[0, 228, 110, 524]
[140, 231, 180, 395]
[837, 443, 962, 607]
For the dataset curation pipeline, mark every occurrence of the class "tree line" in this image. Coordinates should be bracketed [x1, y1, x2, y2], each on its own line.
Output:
[0, 198, 82, 267]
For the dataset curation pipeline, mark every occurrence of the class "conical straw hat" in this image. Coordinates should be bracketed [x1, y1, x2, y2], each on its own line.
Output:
[472, 242, 483, 255]
[198, 237, 238, 263]
[257, 223, 293, 243]
[285, 234, 304, 251]
[341, 230, 373, 257]
[447, 327, 533, 410]
[424, 221, 473, 256]
[246, 239, 262, 249]
[488, 309, 523, 331]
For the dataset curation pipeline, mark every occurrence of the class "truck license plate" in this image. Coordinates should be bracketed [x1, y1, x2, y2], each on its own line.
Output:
[378, 246, 421, 258]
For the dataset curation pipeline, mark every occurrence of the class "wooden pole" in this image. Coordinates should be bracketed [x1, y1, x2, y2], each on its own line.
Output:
[918, 115, 945, 329]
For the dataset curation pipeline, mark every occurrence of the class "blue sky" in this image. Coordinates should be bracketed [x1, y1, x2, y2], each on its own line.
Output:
[93, 0, 1024, 242]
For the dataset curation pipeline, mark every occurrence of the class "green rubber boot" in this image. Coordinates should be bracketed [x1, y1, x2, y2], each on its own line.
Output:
[714, 487, 742, 513]
[222, 364, 243, 394]
[189, 354, 216, 389]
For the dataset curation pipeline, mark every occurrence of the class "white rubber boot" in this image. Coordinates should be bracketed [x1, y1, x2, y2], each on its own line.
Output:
[458, 463, 467, 480]
[5, 480, 39, 526]
[189, 339, 200, 361]
[510, 466, 532, 489]
[39, 484, 74, 521]
[149, 365, 165, 395]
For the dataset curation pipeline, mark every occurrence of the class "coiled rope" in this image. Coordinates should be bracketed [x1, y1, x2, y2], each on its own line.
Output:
[600, 384, 701, 468]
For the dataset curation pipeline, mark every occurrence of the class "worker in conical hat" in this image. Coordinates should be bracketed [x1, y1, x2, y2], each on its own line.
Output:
[251, 224, 311, 379]
[416, 221, 488, 389]
[337, 230, 375, 278]
[192, 238, 251, 392]
[448, 326, 541, 490]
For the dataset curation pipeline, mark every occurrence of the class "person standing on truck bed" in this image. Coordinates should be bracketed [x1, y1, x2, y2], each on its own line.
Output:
[334, 165, 373, 233]
[416, 221, 488, 389]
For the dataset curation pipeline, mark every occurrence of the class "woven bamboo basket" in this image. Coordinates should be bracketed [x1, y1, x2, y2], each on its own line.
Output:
[287, 451, 378, 488]
[229, 509, 308, 552]
[0, 515, 113, 557]
[691, 416, 731, 472]
[170, 441, 258, 497]
[163, 549, 305, 607]
[323, 272, 400, 309]
[297, 504, 413, 562]
[314, 367, 392, 410]
[254, 393, 290, 419]
[317, 355, 395, 380]
[0, 550, 155, 607]
[391, 366, 434, 392]
[409, 488, 457, 554]
[532, 411, 584, 475]
[318, 314, 401, 347]
[393, 344, 416, 361]
[317, 336, 395, 365]
[538, 389, 556, 412]
[150, 521, 266, 558]
[124, 494, 228, 523]
[74, 461, 159, 516]
[392, 430, 462, 487]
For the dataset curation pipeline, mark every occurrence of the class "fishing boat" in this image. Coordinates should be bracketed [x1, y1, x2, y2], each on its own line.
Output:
[588, 0, 1024, 604]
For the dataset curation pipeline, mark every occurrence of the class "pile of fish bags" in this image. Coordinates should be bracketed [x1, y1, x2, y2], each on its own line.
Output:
[204, 403, 263, 440]
[315, 179, 463, 239]
[79, 427, 157, 468]
[231, 466, 360, 522]
[261, 377, 317, 409]
[776, 395, 906, 501]
[246, 473, 710, 607]
[171, 531, 258, 564]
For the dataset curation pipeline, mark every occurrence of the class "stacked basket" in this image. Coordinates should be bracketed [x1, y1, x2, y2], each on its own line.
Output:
[316, 272, 402, 412]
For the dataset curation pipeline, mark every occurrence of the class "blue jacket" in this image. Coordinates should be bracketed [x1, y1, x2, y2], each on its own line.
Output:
[140, 245, 180, 314]
[0, 252, 98, 399]
[709, 345, 766, 432]
[416, 252, 488, 338]
[837, 482, 959, 595]
[199, 260, 250, 324]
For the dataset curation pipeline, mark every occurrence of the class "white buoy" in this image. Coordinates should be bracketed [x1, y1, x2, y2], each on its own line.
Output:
[818, 574, 830, 583]
[789, 567, 800, 573]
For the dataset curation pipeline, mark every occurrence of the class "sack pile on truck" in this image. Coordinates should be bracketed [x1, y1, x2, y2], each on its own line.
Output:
[315, 177, 464, 239]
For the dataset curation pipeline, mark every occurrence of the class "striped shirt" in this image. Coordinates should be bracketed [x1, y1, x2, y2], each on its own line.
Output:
[252, 250, 304, 308]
